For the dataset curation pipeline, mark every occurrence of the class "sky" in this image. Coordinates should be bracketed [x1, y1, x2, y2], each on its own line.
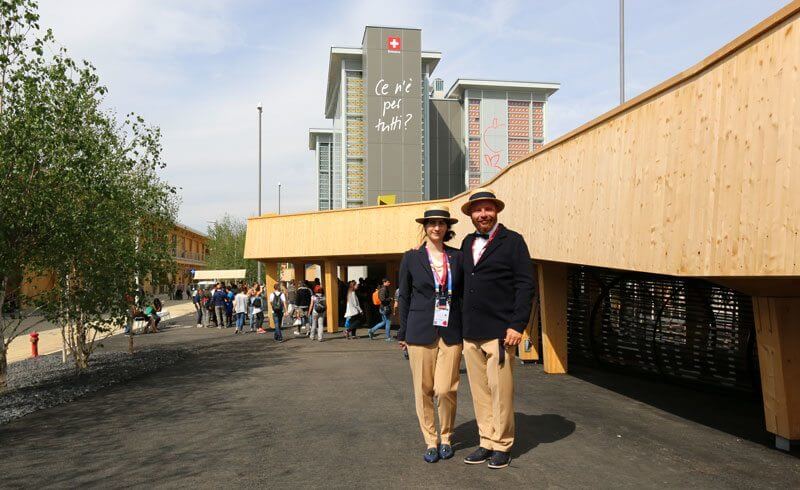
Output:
[37, 0, 787, 232]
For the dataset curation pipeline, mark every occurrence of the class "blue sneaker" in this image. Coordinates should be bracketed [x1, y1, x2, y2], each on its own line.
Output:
[423, 447, 440, 463]
[438, 444, 454, 460]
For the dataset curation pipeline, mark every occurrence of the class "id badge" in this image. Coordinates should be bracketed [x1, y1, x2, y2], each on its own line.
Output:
[433, 305, 450, 327]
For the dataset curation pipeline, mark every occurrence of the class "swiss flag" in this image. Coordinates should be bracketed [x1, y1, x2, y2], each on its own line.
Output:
[387, 36, 401, 52]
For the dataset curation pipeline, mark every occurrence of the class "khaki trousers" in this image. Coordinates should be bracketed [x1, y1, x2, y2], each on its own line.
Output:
[407, 338, 463, 448]
[463, 339, 515, 452]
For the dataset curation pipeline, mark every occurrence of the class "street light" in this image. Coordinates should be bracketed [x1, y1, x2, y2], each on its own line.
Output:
[257, 102, 263, 283]
[278, 182, 281, 215]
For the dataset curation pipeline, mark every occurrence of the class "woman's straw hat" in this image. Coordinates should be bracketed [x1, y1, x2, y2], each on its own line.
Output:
[415, 205, 459, 225]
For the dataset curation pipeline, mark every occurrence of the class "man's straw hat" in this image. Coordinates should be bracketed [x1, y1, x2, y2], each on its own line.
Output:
[460, 187, 505, 215]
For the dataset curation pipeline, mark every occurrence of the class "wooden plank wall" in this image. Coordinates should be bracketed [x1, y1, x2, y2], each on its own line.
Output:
[245, 4, 800, 280]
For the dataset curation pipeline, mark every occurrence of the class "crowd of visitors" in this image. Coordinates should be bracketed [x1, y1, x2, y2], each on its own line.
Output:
[179, 274, 400, 345]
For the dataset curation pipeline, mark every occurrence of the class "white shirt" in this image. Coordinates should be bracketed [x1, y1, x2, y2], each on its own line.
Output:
[270, 292, 286, 311]
[233, 292, 249, 313]
[472, 222, 499, 264]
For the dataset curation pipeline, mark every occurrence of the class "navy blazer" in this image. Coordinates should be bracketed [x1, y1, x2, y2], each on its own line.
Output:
[461, 224, 535, 340]
[397, 243, 463, 345]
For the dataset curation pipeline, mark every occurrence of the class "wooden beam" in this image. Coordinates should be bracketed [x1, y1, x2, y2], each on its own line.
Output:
[263, 261, 278, 329]
[538, 262, 568, 374]
[324, 260, 340, 333]
[753, 296, 800, 445]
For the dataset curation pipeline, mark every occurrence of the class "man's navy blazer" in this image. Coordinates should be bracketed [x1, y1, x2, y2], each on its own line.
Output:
[397, 243, 463, 345]
[460, 224, 535, 340]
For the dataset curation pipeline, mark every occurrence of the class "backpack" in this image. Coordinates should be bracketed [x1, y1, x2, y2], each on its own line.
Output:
[271, 292, 283, 311]
[253, 296, 262, 309]
[372, 289, 381, 306]
[314, 295, 326, 313]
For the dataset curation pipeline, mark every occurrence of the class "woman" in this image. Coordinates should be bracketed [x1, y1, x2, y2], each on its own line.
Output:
[343, 280, 362, 339]
[397, 205, 463, 464]
[308, 285, 326, 342]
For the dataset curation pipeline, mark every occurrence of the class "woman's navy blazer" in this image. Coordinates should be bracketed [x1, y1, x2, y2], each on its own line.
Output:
[397, 243, 463, 345]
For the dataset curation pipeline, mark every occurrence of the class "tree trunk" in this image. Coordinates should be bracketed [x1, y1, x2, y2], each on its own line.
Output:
[0, 275, 7, 390]
[74, 320, 89, 371]
[0, 344, 7, 391]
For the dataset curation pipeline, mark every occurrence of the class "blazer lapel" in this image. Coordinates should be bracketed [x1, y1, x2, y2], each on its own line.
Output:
[416, 244, 435, 284]
[475, 224, 507, 268]
[464, 236, 476, 271]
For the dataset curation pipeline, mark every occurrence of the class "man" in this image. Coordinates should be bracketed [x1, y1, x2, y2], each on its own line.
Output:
[459, 188, 534, 470]
[193, 287, 204, 328]
[233, 287, 249, 334]
[269, 283, 287, 342]
[212, 283, 227, 329]
[368, 278, 393, 341]
[295, 280, 312, 336]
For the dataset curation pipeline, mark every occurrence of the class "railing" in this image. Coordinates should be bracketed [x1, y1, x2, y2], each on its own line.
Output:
[173, 251, 205, 262]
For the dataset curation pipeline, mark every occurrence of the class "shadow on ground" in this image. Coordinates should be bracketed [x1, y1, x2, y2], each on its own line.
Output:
[452, 412, 576, 457]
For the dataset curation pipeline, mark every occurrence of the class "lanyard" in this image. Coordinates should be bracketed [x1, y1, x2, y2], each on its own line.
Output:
[472, 226, 499, 262]
[426, 246, 453, 301]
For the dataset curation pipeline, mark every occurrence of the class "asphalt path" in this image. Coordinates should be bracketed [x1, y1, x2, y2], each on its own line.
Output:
[0, 317, 798, 488]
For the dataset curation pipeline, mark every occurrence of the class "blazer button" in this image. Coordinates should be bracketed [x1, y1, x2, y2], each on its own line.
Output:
[471, 272, 475, 276]
[469, 289, 475, 293]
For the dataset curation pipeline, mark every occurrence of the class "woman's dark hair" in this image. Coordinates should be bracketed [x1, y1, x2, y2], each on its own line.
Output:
[420, 220, 455, 242]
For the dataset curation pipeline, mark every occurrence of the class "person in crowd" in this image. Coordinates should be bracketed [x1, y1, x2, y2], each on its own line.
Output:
[233, 286, 249, 334]
[143, 297, 163, 334]
[268, 283, 287, 342]
[225, 285, 235, 328]
[295, 280, 312, 336]
[202, 287, 213, 327]
[368, 278, 394, 341]
[398, 205, 464, 464]
[252, 287, 265, 333]
[343, 280, 362, 339]
[212, 282, 227, 329]
[193, 287, 204, 328]
[308, 285, 326, 342]
[459, 188, 534, 469]
[248, 284, 258, 332]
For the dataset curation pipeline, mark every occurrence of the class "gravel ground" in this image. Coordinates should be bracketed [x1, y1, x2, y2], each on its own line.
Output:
[0, 347, 189, 425]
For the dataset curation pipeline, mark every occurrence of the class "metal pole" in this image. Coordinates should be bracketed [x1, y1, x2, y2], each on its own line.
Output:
[257, 103, 263, 282]
[619, 0, 625, 104]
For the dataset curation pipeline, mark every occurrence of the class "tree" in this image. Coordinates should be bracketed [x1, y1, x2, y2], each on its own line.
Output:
[205, 215, 257, 283]
[0, 0, 59, 388]
[0, 0, 177, 380]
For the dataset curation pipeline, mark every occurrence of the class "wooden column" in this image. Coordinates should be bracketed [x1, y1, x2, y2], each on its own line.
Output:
[753, 296, 800, 449]
[387, 260, 400, 325]
[519, 295, 541, 362]
[263, 261, 278, 328]
[292, 262, 305, 283]
[324, 260, 340, 333]
[538, 262, 568, 374]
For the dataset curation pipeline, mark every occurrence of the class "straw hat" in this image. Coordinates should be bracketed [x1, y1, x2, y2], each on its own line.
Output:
[415, 205, 459, 225]
[460, 187, 506, 215]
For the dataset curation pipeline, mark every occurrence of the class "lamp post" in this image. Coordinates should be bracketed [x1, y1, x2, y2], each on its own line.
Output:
[278, 182, 281, 215]
[257, 102, 263, 283]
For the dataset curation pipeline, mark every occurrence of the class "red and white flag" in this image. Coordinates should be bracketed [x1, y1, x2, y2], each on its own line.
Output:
[387, 36, 401, 52]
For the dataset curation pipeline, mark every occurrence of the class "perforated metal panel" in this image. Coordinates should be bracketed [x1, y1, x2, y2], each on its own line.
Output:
[566, 266, 759, 392]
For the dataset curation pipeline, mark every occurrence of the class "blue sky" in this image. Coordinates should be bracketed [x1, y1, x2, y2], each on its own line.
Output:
[37, 0, 787, 231]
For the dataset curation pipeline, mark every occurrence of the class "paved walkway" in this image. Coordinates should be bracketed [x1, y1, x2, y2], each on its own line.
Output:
[6, 301, 198, 363]
[0, 310, 798, 488]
